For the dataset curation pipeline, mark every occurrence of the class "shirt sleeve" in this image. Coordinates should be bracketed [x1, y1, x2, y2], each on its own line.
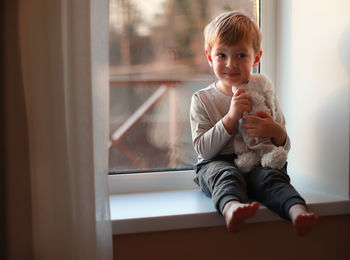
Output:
[190, 93, 232, 160]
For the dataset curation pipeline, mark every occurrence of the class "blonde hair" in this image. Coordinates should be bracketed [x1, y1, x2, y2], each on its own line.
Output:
[204, 11, 261, 54]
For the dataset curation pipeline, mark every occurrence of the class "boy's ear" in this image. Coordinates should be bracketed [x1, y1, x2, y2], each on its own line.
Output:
[206, 50, 213, 67]
[253, 50, 262, 68]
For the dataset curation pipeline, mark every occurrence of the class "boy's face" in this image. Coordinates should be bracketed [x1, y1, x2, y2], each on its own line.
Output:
[206, 40, 262, 89]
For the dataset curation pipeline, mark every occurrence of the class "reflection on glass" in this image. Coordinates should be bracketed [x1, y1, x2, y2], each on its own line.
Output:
[109, 0, 259, 173]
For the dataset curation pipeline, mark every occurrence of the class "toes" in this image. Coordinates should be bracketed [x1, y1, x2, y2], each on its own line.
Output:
[227, 203, 259, 233]
[294, 214, 318, 236]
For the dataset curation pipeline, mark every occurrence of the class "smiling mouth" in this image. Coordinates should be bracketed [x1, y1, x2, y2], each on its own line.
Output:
[226, 72, 240, 77]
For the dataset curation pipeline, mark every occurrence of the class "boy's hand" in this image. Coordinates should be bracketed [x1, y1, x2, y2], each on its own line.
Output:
[222, 89, 251, 134]
[229, 88, 252, 121]
[241, 110, 287, 146]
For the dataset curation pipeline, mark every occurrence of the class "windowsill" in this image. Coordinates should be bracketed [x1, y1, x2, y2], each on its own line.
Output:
[109, 171, 350, 235]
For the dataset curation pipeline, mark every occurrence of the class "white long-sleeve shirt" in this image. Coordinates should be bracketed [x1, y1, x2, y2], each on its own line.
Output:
[190, 81, 290, 163]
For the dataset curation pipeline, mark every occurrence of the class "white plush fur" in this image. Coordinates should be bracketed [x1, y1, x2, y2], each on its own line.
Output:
[233, 74, 287, 173]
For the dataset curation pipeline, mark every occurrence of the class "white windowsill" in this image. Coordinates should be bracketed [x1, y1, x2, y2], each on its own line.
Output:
[109, 171, 350, 235]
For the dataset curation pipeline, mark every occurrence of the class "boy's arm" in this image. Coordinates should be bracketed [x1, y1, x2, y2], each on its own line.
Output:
[190, 94, 232, 160]
[190, 89, 252, 160]
[241, 90, 290, 151]
[242, 111, 287, 146]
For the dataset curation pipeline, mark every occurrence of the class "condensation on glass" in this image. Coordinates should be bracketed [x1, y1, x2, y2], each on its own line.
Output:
[109, 0, 260, 173]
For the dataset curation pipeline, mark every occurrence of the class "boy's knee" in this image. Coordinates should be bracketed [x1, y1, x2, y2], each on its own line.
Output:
[196, 160, 243, 192]
[250, 166, 291, 185]
[209, 164, 243, 184]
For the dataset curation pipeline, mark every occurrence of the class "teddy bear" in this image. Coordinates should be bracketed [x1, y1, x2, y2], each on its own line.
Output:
[233, 73, 287, 173]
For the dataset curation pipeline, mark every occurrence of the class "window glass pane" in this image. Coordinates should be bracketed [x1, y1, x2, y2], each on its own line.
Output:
[109, 0, 259, 173]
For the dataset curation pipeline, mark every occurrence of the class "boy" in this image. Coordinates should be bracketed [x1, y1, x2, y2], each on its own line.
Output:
[190, 11, 318, 236]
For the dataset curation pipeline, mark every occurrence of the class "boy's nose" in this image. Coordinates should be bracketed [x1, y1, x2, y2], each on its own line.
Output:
[226, 57, 237, 68]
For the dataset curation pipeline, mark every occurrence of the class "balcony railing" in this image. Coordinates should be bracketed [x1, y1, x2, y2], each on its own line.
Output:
[110, 78, 185, 169]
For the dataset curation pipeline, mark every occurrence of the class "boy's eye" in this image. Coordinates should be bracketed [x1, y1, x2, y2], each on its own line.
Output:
[218, 53, 226, 58]
[237, 53, 247, 59]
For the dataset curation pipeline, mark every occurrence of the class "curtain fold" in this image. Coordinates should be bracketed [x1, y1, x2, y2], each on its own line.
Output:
[4, 0, 112, 259]
[3, 0, 33, 259]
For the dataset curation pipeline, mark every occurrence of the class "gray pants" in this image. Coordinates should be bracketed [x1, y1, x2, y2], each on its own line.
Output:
[194, 154, 306, 220]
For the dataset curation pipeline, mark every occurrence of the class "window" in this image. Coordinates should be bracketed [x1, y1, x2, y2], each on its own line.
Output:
[109, 0, 260, 173]
[109, 0, 350, 235]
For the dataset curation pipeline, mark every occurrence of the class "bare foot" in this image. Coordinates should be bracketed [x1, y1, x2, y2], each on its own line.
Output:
[289, 204, 318, 236]
[223, 201, 259, 233]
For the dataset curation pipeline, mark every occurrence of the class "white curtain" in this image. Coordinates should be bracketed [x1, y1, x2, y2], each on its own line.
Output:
[5, 0, 113, 259]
